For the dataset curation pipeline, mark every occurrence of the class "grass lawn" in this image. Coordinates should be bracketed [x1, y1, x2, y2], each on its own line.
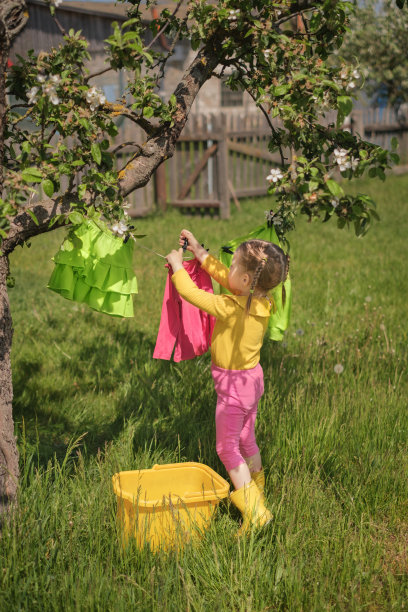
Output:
[1, 173, 407, 610]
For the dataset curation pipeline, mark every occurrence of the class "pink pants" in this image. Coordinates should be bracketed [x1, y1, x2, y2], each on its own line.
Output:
[211, 363, 264, 472]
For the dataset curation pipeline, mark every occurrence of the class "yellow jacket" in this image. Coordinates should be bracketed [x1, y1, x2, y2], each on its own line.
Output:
[171, 254, 271, 370]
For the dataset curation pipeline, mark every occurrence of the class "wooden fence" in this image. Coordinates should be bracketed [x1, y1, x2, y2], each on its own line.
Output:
[119, 107, 408, 219]
[350, 107, 408, 153]
[118, 111, 285, 218]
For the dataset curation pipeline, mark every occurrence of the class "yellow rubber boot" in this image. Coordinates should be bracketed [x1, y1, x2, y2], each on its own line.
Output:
[251, 469, 266, 502]
[230, 480, 272, 536]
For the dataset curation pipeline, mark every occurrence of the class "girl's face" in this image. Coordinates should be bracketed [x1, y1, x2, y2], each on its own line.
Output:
[228, 251, 251, 295]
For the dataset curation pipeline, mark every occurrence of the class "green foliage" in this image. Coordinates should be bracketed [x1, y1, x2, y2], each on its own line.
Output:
[1, 0, 403, 253]
[343, 0, 408, 106]
[2, 178, 407, 609]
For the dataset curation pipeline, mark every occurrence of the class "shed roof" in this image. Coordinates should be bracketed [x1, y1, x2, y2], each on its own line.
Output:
[28, 0, 189, 21]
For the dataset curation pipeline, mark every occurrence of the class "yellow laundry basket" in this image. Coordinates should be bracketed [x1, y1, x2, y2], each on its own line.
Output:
[112, 462, 229, 551]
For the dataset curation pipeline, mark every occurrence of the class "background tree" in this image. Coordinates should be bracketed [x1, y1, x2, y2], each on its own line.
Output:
[342, 0, 408, 110]
[0, 0, 402, 507]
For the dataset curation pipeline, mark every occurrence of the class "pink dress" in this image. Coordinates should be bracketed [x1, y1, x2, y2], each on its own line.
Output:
[153, 258, 215, 362]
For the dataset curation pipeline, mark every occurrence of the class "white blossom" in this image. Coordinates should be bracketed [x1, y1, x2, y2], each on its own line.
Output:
[43, 80, 60, 105]
[48, 90, 61, 105]
[333, 148, 359, 173]
[29, 73, 62, 106]
[263, 49, 272, 59]
[266, 168, 284, 183]
[111, 221, 128, 236]
[334, 363, 344, 374]
[347, 81, 356, 91]
[333, 148, 351, 172]
[331, 198, 339, 208]
[52, 0, 63, 6]
[333, 148, 348, 161]
[352, 70, 360, 80]
[27, 86, 39, 104]
[86, 86, 106, 112]
[228, 9, 240, 21]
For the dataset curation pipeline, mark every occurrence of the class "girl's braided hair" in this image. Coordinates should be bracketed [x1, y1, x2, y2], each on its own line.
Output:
[236, 240, 290, 314]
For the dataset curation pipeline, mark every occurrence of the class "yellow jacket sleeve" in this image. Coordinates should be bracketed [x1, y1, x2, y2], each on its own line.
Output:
[171, 268, 236, 320]
[201, 254, 232, 292]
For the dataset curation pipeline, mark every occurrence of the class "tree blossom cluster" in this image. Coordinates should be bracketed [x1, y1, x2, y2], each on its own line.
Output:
[85, 87, 107, 112]
[333, 148, 360, 173]
[27, 76, 106, 113]
[27, 74, 61, 106]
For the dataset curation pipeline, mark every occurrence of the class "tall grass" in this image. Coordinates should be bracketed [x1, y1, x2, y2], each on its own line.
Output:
[1, 174, 407, 610]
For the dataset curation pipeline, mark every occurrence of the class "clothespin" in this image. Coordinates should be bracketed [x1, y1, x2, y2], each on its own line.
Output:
[182, 238, 188, 252]
[221, 246, 234, 254]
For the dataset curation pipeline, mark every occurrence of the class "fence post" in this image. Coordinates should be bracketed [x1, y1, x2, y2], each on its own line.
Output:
[216, 114, 230, 219]
[154, 163, 167, 211]
[351, 110, 364, 138]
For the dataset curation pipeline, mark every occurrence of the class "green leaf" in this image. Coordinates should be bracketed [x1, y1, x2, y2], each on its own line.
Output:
[337, 217, 346, 229]
[337, 95, 352, 115]
[42, 179, 54, 198]
[21, 141, 31, 154]
[91, 143, 102, 165]
[68, 211, 84, 225]
[391, 136, 399, 150]
[143, 106, 154, 118]
[22, 167, 43, 183]
[273, 84, 290, 96]
[79, 118, 90, 130]
[78, 184, 87, 199]
[48, 214, 63, 228]
[326, 179, 344, 197]
[27, 209, 39, 226]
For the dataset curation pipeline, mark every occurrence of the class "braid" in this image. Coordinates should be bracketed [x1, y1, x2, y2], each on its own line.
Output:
[246, 257, 267, 314]
[237, 239, 290, 314]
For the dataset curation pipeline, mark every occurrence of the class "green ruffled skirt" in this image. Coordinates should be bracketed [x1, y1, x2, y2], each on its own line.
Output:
[48, 220, 138, 318]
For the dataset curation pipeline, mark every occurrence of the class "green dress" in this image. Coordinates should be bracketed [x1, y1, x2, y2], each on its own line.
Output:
[218, 223, 291, 341]
[48, 220, 138, 318]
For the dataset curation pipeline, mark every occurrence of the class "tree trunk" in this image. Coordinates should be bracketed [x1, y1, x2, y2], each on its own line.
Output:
[0, 1, 28, 511]
[0, 256, 18, 511]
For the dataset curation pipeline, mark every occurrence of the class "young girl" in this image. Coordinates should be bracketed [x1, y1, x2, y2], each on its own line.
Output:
[166, 229, 290, 534]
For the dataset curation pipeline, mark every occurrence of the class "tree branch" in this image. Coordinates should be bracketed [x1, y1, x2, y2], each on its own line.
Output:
[105, 102, 157, 136]
[2, 196, 73, 255]
[0, 0, 29, 44]
[117, 35, 222, 196]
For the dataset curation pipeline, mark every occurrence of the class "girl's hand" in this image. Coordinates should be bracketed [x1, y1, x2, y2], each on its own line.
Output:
[166, 248, 184, 272]
[179, 229, 209, 264]
[178, 229, 199, 253]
